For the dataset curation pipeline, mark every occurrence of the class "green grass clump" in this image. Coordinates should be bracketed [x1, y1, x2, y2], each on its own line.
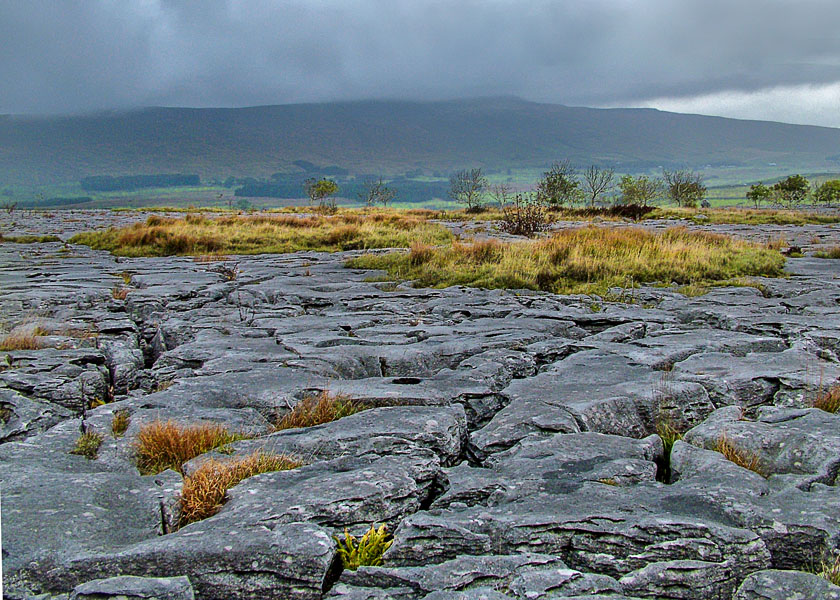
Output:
[335, 524, 394, 570]
[0, 234, 62, 243]
[70, 430, 105, 460]
[814, 246, 840, 259]
[111, 410, 131, 437]
[348, 226, 786, 296]
[817, 556, 840, 586]
[69, 213, 452, 257]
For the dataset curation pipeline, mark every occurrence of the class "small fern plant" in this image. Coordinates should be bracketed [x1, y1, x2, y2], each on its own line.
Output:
[334, 524, 393, 570]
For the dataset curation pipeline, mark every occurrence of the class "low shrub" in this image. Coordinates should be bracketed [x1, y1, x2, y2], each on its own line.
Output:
[179, 451, 302, 526]
[70, 430, 104, 460]
[335, 524, 393, 570]
[275, 391, 366, 430]
[715, 432, 766, 476]
[134, 420, 246, 475]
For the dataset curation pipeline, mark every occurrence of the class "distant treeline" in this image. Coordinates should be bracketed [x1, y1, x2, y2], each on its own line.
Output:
[80, 174, 200, 192]
[233, 173, 449, 204]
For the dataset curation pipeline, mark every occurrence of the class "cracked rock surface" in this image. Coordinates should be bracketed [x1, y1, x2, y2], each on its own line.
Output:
[2, 210, 840, 599]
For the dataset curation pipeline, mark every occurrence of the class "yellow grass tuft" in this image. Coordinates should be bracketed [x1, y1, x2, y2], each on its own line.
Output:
[275, 391, 367, 430]
[813, 385, 840, 414]
[349, 226, 786, 296]
[69, 213, 452, 257]
[715, 432, 766, 476]
[0, 330, 42, 351]
[134, 420, 247, 475]
[179, 451, 302, 526]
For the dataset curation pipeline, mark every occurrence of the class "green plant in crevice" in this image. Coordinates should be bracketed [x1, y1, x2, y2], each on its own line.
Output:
[334, 524, 393, 570]
[70, 430, 104, 460]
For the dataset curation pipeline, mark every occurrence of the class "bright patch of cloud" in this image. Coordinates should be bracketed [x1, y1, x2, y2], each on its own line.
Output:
[626, 82, 840, 129]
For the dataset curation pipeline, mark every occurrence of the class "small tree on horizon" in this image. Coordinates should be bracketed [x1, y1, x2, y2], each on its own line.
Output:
[449, 168, 488, 211]
[617, 174, 664, 207]
[490, 183, 513, 209]
[814, 179, 840, 207]
[771, 174, 809, 209]
[582, 165, 615, 207]
[358, 177, 397, 207]
[304, 178, 340, 210]
[663, 169, 706, 208]
[746, 182, 772, 209]
[536, 160, 582, 208]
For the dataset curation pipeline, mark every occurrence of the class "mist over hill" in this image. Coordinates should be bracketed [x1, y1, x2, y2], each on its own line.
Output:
[2, 96, 839, 185]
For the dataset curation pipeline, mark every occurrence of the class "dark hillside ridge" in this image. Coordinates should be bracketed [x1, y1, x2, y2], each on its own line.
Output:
[2, 96, 839, 184]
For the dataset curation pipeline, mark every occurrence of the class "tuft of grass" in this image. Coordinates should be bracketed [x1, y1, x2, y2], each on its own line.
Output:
[0, 406, 12, 424]
[348, 226, 786, 296]
[715, 432, 766, 477]
[134, 420, 247, 475]
[0, 330, 42, 351]
[70, 430, 104, 460]
[111, 285, 129, 300]
[814, 246, 840, 259]
[69, 213, 452, 257]
[334, 524, 393, 570]
[111, 410, 130, 437]
[179, 451, 302, 526]
[275, 391, 367, 430]
[0, 233, 62, 244]
[817, 556, 840, 586]
[813, 385, 840, 414]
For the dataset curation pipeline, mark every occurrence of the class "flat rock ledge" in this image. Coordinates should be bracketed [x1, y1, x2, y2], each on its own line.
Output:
[3, 211, 840, 600]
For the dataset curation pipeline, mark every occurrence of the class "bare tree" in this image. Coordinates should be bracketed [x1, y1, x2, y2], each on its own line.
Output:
[662, 169, 706, 208]
[449, 168, 488, 211]
[489, 183, 512, 209]
[358, 177, 397, 207]
[582, 165, 615, 207]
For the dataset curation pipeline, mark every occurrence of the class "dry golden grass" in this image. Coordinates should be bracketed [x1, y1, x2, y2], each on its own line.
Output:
[715, 432, 766, 476]
[813, 385, 840, 414]
[69, 213, 452, 257]
[0, 329, 43, 351]
[349, 226, 786, 296]
[275, 391, 367, 430]
[193, 253, 231, 263]
[111, 285, 129, 300]
[134, 420, 246, 475]
[650, 206, 840, 225]
[179, 451, 302, 526]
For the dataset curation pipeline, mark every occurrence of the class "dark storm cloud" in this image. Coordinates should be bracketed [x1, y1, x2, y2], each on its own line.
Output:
[2, 0, 840, 122]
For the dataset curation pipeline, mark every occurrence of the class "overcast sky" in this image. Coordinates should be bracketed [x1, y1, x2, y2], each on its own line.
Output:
[2, 0, 839, 127]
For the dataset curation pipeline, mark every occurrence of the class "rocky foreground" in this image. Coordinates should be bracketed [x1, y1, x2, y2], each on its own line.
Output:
[3, 211, 840, 600]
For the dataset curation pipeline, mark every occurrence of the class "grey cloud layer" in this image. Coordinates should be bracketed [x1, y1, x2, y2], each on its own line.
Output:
[2, 0, 839, 115]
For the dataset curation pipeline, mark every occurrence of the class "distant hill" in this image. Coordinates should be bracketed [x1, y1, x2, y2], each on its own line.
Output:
[2, 97, 839, 185]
